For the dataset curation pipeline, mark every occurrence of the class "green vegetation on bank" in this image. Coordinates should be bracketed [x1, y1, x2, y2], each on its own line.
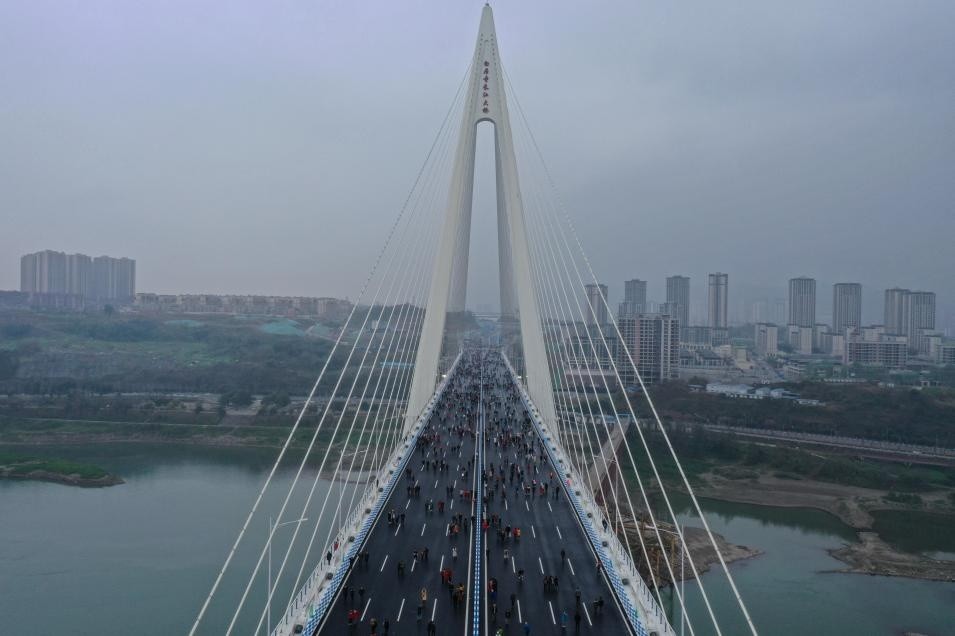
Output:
[0, 450, 111, 481]
[628, 424, 955, 494]
[638, 380, 955, 448]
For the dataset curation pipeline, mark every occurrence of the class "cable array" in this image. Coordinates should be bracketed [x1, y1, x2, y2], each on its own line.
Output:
[503, 66, 758, 636]
[189, 67, 470, 635]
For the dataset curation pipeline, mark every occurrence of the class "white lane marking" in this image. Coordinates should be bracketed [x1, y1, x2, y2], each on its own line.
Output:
[555, 525, 563, 540]
[517, 599, 523, 623]
[548, 501, 553, 512]
[504, 499, 508, 511]
[380, 555, 389, 572]
[405, 499, 411, 510]
[568, 557, 576, 577]
[511, 556, 516, 573]
[360, 597, 371, 621]
[446, 523, 450, 537]
[421, 523, 427, 536]
[582, 602, 592, 626]
[397, 598, 405, 622]
[525, 500, 530, 511]
[439, 555, 445, 572]
[411, 558, 417, 572]
[548, 600, 556, 624]
[431, 598, 438, 621]
[434, 479, 439, 489]
[394, 523, 402, 537]
[453, 479, 457, 488]
[538, 556, 544, 574]
[531, 525, 536, 538]
[450, 498, 454, 510]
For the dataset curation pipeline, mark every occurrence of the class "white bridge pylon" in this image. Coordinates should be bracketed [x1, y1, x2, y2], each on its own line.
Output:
[405, 4, 557, 433]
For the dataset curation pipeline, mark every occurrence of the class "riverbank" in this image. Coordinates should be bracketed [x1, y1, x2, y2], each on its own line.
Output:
[683, 469, 955, 581]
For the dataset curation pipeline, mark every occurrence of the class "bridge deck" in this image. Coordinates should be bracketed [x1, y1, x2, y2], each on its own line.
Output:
[311, 350, 632, 635]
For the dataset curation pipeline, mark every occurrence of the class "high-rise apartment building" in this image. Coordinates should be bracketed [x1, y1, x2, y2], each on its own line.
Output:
[832, 283, 862, 333]
[584, 283, 609, 326]
[754, 323, 778, 357]
[788, 277, 816, 328]
[707, 273, 728, 329]
[617, 313, 679, 385]
[20, 250, 135, 302]
[665, 275, 690, 328]
[903, 291, 936, 354]
[884, 288, 909, 334]
[20, 250, 67, 294]
[618, 279, 647, 319]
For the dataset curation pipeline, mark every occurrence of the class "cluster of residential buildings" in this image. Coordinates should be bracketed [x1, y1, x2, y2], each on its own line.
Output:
[564, 272, 951, 388]
[132, 293, 352, 320]
[18, 250, 136, 308]
[753, 279, 950, 367]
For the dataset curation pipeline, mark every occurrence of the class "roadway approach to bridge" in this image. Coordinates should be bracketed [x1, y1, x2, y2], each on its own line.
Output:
[283, 348, 663, 636]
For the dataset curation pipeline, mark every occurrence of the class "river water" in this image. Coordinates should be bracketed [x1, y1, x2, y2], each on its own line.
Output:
[0, 444, 952, 635]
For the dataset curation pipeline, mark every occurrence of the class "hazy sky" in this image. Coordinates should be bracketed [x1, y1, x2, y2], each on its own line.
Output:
[2, 1, 953, 326]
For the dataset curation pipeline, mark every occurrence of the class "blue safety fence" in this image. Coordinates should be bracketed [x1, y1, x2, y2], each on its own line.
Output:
[299, 354, 463, 636]
[503, 356, 651, 636]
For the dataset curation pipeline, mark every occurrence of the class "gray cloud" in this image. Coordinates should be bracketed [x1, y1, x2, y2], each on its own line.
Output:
[1, 1, 953, 327]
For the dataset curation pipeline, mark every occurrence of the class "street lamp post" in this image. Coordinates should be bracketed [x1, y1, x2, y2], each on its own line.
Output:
[266, 516, 308, 636]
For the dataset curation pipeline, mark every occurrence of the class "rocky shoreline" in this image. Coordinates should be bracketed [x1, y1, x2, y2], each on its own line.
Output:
[685, 471, 955, 582]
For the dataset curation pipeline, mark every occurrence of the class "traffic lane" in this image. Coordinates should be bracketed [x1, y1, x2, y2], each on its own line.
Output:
[317, 409, 476, 633]
[483, 428, 630, 632]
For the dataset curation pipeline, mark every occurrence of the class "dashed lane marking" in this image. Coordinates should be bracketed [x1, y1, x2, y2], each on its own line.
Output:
[567, 557, 576, 577]
[525, 500, 530, 511]
[405, 499, 411, 510]
[394, 523, 402, 537]
[360, 597, 371, 621]
[511, 556, 516, 573]
[582, 601, 593, 626]
[517, 599, 523, 623]
[431, 598, 438, 621]
[439, 555, 445, 571]
[555, 526, 563, 540]
[421, 523, 427, 536]
[548, 501, 553, 512]
[379, 555, 389, 572]
[538, 556, 544, 574]
[397, 598, 405, 622]
[548, 600, 556, 624]
[531, 525, 536, 538]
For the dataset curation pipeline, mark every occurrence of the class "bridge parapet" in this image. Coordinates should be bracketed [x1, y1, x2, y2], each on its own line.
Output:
[273, 352, 464, 636]
[503, 355, 673, 636]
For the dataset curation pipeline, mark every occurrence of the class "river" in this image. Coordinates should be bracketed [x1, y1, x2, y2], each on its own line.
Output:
[0, 444, 952, 635]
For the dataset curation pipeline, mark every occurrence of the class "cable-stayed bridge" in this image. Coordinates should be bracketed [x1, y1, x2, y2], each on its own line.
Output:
[190, 5, 757, 636]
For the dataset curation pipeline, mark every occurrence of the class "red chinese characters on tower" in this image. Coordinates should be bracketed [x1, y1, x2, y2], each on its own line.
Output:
[482, 61, 490, 113]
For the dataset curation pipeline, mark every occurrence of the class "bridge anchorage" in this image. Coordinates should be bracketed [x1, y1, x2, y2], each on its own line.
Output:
[191, 6, 757, 636]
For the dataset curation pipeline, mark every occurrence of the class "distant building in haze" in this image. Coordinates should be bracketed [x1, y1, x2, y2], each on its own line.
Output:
[665, 275, 690, 329]
[832, 283, 862, 333]
[788, 277, 816, 328]
[20, 250, 135, 304]
[754, 323, 778, 357]
[707, 273, 728, 329]
[902, 291, 936, 354]
[585, 283, 609, 326]
[883, 288, 909, 334]
[618, 279, 646, 319]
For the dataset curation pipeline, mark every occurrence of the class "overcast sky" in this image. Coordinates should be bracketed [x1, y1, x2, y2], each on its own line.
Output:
[2, 1, 953, 327]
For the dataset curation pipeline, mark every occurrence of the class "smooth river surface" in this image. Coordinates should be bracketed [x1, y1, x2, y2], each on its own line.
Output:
[1, 444, 953, 635]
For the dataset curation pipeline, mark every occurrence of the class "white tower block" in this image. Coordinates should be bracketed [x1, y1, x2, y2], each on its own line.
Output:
[405, 4, 557, 432]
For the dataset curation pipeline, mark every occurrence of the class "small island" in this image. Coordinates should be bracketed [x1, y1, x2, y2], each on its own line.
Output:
[0, 451, 123, 487]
